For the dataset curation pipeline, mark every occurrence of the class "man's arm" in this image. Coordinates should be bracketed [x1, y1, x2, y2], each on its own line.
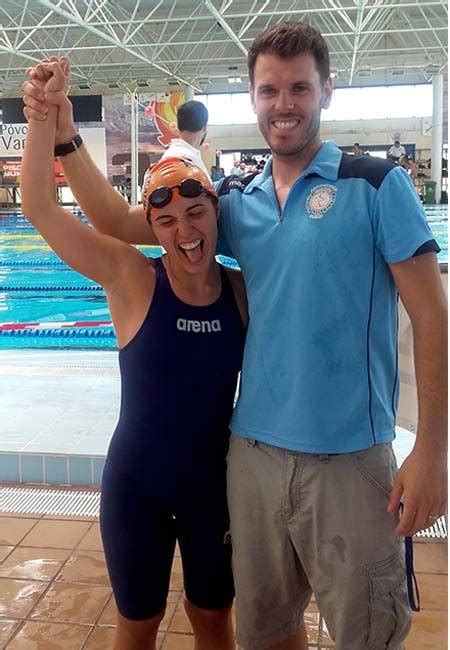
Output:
[23, 58, 155, 245]
[57, 141, 152, 245]
[387, 252, 447, 536]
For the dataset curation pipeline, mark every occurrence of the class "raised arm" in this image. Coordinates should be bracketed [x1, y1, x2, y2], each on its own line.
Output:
[22, 57, 155, 245]
[21, 61, 131, 290]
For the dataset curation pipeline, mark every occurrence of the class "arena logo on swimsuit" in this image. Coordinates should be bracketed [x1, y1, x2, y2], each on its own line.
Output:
[177, 318, 222, 333]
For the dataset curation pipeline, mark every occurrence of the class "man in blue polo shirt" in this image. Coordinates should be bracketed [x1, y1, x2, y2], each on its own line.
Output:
[23, 21, 447, 650]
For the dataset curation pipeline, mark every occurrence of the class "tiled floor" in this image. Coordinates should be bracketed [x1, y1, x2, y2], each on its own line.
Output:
[0, 509, 446, 649]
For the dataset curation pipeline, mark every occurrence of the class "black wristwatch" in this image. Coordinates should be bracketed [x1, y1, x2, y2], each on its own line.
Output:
[54, 134, 83, 158]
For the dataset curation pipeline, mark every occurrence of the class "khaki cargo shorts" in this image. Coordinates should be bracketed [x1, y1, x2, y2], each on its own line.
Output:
[227, 435, 411, 650]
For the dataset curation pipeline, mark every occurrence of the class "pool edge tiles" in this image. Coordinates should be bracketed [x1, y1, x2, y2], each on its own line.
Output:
[0, 452, 106, 487]
[0, 430, 415, 488]
[0, 349, 117, 485]
[0, 451, 108, 488]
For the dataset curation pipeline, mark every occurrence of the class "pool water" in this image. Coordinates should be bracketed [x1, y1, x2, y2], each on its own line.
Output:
[0, 207, 447, 349]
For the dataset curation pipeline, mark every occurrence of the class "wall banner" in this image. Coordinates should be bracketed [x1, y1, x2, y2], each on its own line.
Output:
[0, 124, 28, 157]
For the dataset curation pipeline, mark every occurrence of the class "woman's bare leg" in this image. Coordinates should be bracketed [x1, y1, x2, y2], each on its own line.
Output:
[113, 609, 165, 650]
[184, 598, 235, 650]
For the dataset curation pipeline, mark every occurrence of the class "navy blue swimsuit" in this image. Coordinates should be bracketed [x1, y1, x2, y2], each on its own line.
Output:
[100, 256, 245, 619]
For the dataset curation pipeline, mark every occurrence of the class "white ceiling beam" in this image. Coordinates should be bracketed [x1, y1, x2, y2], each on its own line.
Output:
[328, 0, 355, 31]
[84, 0, 109, 24]
[156, 0, 178, 51]
[12, 0, 29, 49]
[0, 26, 13, 49]
[203, 0, 248, 55]
[152, 1, 203, 61]
[2, 19, 444, 37]
[83, 0, 96, 23]
[418, 4, 448, 57]
[1, 3, 446, 31]
[35, 0, 201, 91]
[220, 0, 234, 13]
[357, 4, 393, 56]
[176, 19, 219, 67]
[319, 0, 354, 66]
[238, 0, 270, 38]
[193, 39, 230, 79]
[62, 0, 82, 21]
[123, 0, 141, 43]
[10, 23, 447, 52]
[87, 0, 122, 42]
[277, 0, 306, 26]
[0, 43, 84, 81]
[360, 0, 385, 31]
[225, 1, 448, 16]
[401, 9, 433, 59]
[349, 0, 367, 85]
[3, 42, 445, 75]
[123, 3, 164, 45]
[14, 3, 56, 50]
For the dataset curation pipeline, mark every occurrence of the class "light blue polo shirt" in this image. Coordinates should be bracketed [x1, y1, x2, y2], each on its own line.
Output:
[217, 140, 438, 453]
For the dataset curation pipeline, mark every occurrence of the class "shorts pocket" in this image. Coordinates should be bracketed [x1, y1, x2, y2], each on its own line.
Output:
[352, 445, 397, 499]
[365, 551, 411, 649]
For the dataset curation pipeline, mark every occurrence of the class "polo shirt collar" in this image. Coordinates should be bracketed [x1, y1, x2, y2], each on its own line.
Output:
[244, 140, 342, 193]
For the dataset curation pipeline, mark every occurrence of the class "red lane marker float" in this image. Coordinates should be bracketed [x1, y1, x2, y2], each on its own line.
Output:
[0, 321, 112, 331]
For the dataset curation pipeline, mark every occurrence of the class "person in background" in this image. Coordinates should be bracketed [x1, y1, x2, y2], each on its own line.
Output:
[352, 142, 363, 156]
[23, 20, 447, 649]
[161, 99, 210, 178]
[231, 159, 244, 176]
[211, 165, 225, 181]
[141, 99, 210, 191]
[388, 139, 406, 161]
[21, 60, 248, 650]
[399, 154, 419, 182]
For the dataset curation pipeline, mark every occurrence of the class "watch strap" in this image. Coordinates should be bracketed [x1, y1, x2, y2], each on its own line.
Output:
[54, 134, 83, 158]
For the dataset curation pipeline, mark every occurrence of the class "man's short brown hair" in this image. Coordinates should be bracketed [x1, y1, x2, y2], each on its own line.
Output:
[248, 22, 330, 85]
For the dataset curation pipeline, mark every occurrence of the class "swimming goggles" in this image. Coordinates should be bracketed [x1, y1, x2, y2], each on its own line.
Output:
[147, 178, 216, 210]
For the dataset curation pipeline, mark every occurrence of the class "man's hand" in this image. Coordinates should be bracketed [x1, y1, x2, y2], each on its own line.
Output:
[387, 444, 447, 536]
[22, 56, 77, 144]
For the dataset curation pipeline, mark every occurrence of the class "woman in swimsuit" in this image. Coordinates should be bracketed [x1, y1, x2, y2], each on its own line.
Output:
[21, 60, 247, 650]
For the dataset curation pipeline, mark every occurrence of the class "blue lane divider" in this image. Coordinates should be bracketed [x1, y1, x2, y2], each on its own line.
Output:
[0, 327, 115, 338]
[0, 260, 67, 267]
[0, 253, 240, 270]
[0, 285, 103, 292]
[0, 250, 162, 269]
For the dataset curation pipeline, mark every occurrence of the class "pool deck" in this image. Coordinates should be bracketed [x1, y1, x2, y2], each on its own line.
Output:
[1, 348, 418, 486]
[0, 350, 119, 486]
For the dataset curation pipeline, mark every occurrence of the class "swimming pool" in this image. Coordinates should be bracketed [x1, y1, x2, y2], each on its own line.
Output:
[0, 207, 447, 349]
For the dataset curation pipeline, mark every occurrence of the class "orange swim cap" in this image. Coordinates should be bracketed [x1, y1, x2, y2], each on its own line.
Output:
[142, 157, 217, 214]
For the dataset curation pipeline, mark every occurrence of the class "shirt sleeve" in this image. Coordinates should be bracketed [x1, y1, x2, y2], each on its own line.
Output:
[216, 197, 236, 258]
[372, 165, 438, 263]
[212, 179, 237, 258]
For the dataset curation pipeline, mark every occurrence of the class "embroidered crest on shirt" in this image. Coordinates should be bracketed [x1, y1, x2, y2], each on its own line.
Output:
[306, 184, 337, 219]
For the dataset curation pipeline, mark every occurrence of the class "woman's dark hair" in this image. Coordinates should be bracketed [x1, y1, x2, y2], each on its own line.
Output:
[248, 22, 330, 85]
[177, 100, 208, 132]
